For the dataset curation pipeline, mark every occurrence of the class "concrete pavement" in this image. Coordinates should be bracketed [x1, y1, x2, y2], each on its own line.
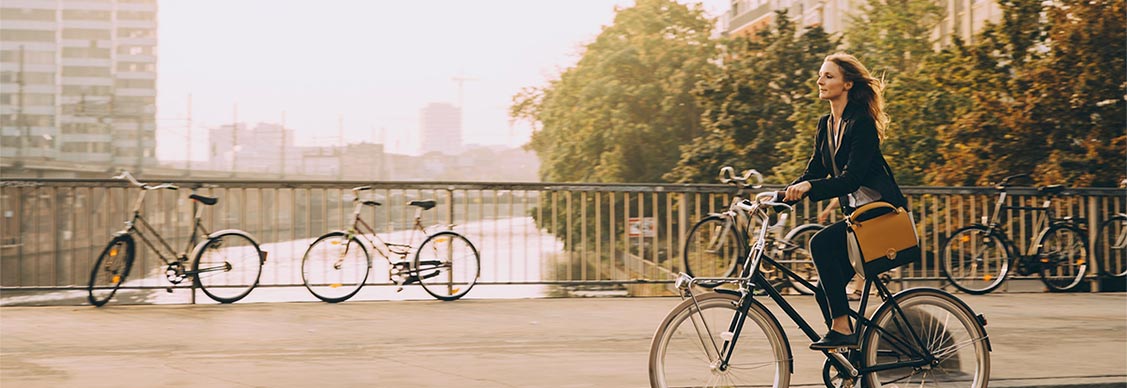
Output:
[1, 292, 1125, 387]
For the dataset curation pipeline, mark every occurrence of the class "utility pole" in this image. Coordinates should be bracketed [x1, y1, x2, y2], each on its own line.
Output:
[186, 94, 192, 176]
[280, 111, 286, 179]
[231, 104, 238, 175]
[337, 114, 344, 181]
[450, 72, 477, 109]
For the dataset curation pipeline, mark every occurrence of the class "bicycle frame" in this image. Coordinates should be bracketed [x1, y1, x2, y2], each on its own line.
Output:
[340, 189, 435, 265]
[121, 199, 210, 268]
[677, 194, 937, 380]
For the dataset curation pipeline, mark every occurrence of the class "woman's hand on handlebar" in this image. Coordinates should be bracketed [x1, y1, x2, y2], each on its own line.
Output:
[783, 181, 811, 202]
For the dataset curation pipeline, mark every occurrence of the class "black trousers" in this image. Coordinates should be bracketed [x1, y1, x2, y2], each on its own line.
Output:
[809, 220, 856, 328]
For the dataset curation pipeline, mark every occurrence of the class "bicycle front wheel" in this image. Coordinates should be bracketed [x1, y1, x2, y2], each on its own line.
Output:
[302, 232, 372, 303]
[683, 216, 744, 288]
[941, 226, 1010, 294]
[781, 223, 822, 295]
[648, 292, 791, 388]
[88, 235, 136, 307]
[1094, 215, 1127, 278]
[862, 289, 990, 388]
[193, 232, 264, 303]
[413, 231, 480, 301]
[1035, 224, 1089, 291]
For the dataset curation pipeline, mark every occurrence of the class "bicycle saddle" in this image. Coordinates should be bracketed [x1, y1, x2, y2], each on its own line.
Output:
[189, 194, 218, 206]
[408, 200, 436, 210]
[1038, 185, 1065, 195]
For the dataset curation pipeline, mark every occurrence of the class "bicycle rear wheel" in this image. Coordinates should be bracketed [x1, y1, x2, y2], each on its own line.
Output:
[648, 292, 791, 388]
[413, 231, 480, 301]
[683, 216, 744, 288]
[862, 289, 990, 388]
[1095, 215, 1127, 278]
[941, 226, 1010, 294]
[193, 232, 264, 303]
[88, 235, 135, 307]
[302, 232, 372, 303]
[1036, 224, 1089, 291]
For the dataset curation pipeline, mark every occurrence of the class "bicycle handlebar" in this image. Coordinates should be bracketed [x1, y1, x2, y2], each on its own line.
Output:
[718, 166, 764, 189]
[112, 171, 177, 191]
[735, 191, 794, 214]
[995, 173, 1030, 190]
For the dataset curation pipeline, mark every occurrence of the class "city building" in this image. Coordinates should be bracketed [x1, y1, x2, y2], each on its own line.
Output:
[419, 102, 462, 155]
[721, 0, 1002, 46]
[207, 122, 301, 175]
[0, 0, 158, 170]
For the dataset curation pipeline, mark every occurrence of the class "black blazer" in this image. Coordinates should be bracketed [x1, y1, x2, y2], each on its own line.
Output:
[791, 103, 907, 215]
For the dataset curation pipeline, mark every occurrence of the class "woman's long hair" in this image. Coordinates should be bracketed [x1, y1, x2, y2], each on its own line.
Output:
[825, 53, 888, 141]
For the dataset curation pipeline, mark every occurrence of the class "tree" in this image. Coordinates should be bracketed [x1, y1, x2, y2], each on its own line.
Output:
[933, 0, 1126, 186]
[511, 0, 717, 184]
[666, 11, 836, 184]
[842, 0, 946, 185]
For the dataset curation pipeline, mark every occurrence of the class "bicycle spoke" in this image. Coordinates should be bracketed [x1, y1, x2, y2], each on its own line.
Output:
[932, 337, 988, 363]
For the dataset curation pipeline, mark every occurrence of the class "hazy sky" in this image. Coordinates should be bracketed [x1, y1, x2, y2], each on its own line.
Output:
[155, 0, 729, 160]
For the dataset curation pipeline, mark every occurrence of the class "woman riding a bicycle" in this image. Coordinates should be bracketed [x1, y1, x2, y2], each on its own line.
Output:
[782, 53, 908, 350]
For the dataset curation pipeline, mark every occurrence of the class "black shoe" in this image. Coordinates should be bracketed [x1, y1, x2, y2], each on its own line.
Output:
[810, 330, 858, 350]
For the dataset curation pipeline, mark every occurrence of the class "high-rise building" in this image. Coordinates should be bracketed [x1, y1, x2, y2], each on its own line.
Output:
[0, 0, 158, 169]
[721, 0, 1001, 46]
[419, 102, 462, 155]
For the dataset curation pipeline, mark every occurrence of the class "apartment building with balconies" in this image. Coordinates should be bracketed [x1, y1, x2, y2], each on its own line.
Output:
[0, 0, 158, 170]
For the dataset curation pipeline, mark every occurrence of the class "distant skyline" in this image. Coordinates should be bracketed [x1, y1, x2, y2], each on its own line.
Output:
[155, 0, 728, 161]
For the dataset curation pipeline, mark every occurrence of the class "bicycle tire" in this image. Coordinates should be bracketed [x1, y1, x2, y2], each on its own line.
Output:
[413, 231, 480, 301]
[682, 215, 744, 288]
[192, 231, 264, 303]
[88, 235, 136, 307]
[861, 288, 990, 388]
[940, 225, 1011, 295]
[781, 223, 823, 295]
[1095, 214, 1127, 278]
[1035, 223, 1089, 292]
[302, 231, 372, 303]
[648, 292, 792, 388]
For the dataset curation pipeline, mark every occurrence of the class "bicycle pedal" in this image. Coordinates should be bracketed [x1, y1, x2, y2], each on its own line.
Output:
[395, 286, 404, 293]
[165, 287, 173, 293]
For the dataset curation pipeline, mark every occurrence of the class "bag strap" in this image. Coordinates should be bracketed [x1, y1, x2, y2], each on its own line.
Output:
[845, 202, 898, 226]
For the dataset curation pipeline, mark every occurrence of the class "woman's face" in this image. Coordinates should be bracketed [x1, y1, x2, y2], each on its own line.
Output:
[817, 61, 852, 101]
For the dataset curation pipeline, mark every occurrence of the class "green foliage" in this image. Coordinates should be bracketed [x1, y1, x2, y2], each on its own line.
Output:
[511, 0, 717, 183]
[934, 0, 1126, 186]
[514, 0, 1126, 193]
[665, 11, 836, 184]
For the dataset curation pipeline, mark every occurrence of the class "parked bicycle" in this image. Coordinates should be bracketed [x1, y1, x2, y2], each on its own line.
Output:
[88, 171, 266, 306]
[650, 191, 991, 388]
[682, 167, 823, 294]
[940, 174, 1089, 294]
[301, 186, 481, 302]
[1095, 211, 1127, 278]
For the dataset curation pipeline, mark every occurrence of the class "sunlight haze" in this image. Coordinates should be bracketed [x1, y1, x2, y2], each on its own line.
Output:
[156, 0, 729, 160]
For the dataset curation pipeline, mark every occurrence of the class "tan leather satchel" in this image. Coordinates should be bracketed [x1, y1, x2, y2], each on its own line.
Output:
[845, 202, 921, 279]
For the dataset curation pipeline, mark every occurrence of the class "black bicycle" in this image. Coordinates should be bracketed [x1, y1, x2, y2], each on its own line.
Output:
[1094, 211, 1127, 279]
[88, 171, 266, 306]
[940, 174, 1089, 294]
[649, 192, 991, 387]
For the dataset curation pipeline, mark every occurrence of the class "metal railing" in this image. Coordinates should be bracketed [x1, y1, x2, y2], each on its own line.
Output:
[1, 178, 1123, 298]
